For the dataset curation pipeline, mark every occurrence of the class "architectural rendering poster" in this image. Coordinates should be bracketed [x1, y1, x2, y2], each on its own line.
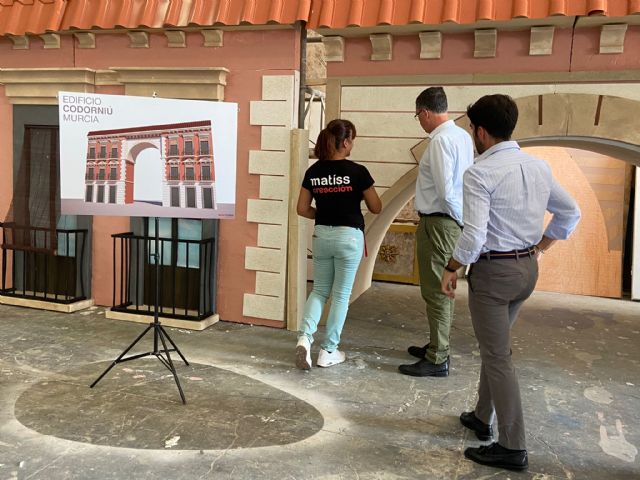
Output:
[59, 92, 237, 219]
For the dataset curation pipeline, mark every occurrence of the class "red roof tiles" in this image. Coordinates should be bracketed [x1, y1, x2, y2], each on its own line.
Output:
[0, 0, 65, 36]
[308, 0, 640, 29]
[0, 0, 310, 36]
[0, 0, 638, 37]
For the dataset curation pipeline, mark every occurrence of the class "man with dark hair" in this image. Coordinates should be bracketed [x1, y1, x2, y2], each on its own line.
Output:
[441, 94, 581, 471]
[398, 87, 473, 377]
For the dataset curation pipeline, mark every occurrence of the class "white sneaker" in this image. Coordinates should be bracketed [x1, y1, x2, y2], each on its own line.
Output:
[295, 336, 312, 370]
[317, 348, 346, 367]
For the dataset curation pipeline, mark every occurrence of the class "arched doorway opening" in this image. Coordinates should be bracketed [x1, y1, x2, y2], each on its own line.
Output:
[129, 141, 163, 205]
[353, 93, 640, 303]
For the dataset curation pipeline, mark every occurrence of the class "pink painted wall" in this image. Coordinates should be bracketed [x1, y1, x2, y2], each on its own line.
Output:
[571, 25, 640, 71]
[0, 35, 75, 66]
[329, 29, 573, 77]
[0, 29, 300, 326]
[328, 26, 640, 78]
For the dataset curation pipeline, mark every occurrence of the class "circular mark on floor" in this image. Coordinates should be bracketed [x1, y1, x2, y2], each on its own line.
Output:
[15, 360, 324, 450]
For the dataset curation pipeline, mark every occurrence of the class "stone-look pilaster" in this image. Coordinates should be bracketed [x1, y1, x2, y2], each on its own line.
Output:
[322, 36, 345, 62]
[286, 129, 310, 331]
[419, 31, 442, 59]
[370, 33, 392, 61]
[600, 24, 627, 54]
[244, 74, 299, 322]
[474, 29, 497, 58]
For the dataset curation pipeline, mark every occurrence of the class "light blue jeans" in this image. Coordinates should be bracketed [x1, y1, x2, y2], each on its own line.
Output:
[299, 225, 364, 352]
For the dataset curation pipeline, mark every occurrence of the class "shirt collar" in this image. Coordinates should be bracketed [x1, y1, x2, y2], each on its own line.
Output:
[476, 140, 520, 162]
[429, 119, 454, 138]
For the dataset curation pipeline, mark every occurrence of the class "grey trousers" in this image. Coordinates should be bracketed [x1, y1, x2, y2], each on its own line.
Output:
[468, 255, 538, 451]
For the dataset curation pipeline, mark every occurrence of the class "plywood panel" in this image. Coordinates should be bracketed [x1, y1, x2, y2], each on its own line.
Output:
[243, 293, 284, 321]
[350, 137, 422, 164]
[340, 111, 425, 138]
[360, 163, 415, 189]
[341, 83, 640, 112]
[527, 146, 623, 298]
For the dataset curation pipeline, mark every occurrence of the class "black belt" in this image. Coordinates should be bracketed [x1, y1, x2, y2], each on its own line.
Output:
[419, 212, 451, 219]
[478, 247, 536, 260]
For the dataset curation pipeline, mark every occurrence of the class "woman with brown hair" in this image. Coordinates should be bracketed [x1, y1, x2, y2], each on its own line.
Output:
[295, 119, 382, 369]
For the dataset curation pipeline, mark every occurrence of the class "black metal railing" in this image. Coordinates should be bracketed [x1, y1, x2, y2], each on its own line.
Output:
[0, 222, 88, 304]
[111, 232, 215, 321]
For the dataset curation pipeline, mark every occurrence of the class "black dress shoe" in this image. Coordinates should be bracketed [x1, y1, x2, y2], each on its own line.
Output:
[407, 343, 430, 359]
[460, 411, 493, 441]
[398, 357, 449, 377]
[464, 443, 528, 471]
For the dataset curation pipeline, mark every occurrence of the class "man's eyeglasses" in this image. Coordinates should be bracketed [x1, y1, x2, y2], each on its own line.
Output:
[414, 109, 425, 120]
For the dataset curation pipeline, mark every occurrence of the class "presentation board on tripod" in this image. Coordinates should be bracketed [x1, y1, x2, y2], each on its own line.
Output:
[58, 92, 238, 219]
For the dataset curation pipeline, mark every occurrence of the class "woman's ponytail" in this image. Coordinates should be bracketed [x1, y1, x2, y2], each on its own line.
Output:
[313, 119, 357, 160]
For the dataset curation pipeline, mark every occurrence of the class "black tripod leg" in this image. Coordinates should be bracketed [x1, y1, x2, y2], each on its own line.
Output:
[157, 327, 186, 404]
[159, 324, 189, 366]
[90, 323, 154, 388]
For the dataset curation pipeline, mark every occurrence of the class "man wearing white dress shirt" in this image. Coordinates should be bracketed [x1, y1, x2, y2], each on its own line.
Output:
[399, 87, 474, 378]
[441, 94, 581, 471]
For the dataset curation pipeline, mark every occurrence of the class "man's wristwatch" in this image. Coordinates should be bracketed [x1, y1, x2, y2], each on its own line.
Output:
[444, 264, 457, 273]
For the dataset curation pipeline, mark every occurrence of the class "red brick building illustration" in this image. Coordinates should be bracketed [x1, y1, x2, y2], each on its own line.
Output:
[84, 121, 215, 209]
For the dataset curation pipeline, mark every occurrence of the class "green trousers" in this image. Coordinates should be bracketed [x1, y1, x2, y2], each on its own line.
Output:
[416, 215, 462, 364]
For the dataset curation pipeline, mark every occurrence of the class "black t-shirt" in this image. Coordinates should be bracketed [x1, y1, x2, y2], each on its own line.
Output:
[302, 159, 375, 230]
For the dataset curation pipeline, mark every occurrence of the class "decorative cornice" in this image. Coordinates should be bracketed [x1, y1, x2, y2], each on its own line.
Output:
[0, 68, 96, 104]
[127, 31, 149, 48]
[529, 26, 554, 56]
[419, 31, 442, 59]
[369, 33, 392, 61]
[108, 67, 229, 100]
[74, 32, 96, 49]
[8, 35, 29, 50]
[165, 30, 186, 48]
[599, 24, 627, 54]
[322, 36, 345, 62]
[40, 33, 60, 49]
[95, 69, 121, 86]
[0, 67, 229, 103]
[474, 29, 497, 58]
[201, 29, 223, 47]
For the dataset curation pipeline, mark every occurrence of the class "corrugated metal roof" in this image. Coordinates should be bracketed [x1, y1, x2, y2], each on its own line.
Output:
[0, 1, 638, 36]
[307, 0, 640, 29]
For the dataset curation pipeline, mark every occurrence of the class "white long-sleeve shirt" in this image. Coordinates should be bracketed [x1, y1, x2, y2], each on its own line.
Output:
[415, 120, 474, 224]
[453, 141, 581, 265]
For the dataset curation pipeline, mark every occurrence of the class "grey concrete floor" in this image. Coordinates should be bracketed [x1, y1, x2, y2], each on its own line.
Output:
[0, 280, 639, 479]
